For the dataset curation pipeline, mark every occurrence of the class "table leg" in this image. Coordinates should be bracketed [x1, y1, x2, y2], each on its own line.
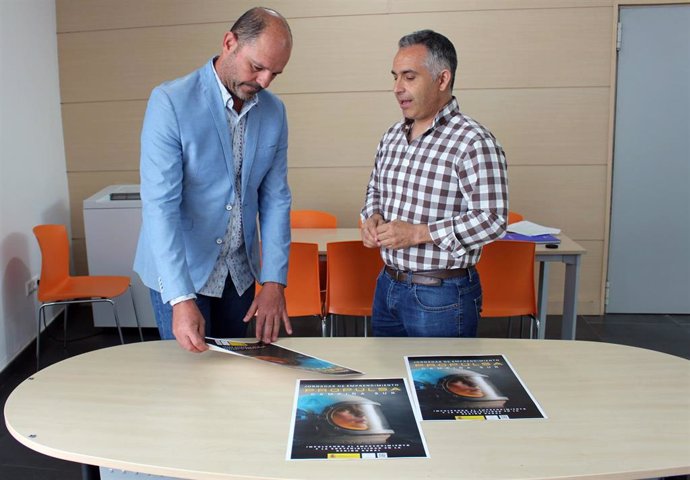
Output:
[537, 261, 550, 339]
[81, 464, 100, 480]
[561, 255, 581, 340]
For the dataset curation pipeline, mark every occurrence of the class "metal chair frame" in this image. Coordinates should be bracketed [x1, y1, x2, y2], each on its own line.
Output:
[36, 291, 143, 371]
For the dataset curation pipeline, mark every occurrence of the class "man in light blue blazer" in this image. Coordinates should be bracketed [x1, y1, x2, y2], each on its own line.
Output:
[134, 7, 293, 352]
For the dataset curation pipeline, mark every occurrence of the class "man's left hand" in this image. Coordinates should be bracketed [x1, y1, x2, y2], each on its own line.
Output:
[376, 220, 432, 249]
[243, 282, 292, 344]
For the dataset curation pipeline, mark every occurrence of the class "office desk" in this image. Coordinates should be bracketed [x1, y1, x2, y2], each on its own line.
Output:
[5, 339, 689, 479]
[291, 228, 586, 340]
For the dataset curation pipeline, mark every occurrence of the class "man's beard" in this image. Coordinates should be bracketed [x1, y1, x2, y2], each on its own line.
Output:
[230, 81, 263, 101]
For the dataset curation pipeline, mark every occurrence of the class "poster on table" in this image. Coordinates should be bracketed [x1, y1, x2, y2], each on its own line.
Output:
[406, 355, 546, 421]
[206, 337, 362, 375]
[287, 378, 429, 460]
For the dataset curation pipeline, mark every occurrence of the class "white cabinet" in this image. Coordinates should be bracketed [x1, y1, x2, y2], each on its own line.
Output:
[83, 185, 156, 328]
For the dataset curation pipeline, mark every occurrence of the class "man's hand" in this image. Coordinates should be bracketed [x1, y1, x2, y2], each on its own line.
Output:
[361, 214, 385, 248]
[243, 282, 292, 344]
[172, 300, 209, 353]
[375, 219, 432, 249]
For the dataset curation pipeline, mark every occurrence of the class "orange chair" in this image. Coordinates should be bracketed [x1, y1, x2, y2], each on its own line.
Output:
[33, 225, 143, 370]
[255, 242, 326, 335]
[325, 241, 383, 337]
[290, 210, 337, 229]
[290, 210, 337, 291]
[475, 240, 538, 338]
[508, 211, 524, 224]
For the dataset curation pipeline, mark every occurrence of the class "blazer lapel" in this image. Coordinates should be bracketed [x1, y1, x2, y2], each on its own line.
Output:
[242, 104, 261, 196]
[200, 61, 235, 186]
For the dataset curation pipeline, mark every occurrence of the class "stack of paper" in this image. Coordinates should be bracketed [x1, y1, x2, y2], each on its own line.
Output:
[503, 221, 561, 244]
[507, 221, 561, 235]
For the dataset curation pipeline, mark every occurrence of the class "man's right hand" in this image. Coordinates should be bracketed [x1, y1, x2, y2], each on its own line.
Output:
[172, 300, 209, 353]
[361, 213, 385, 248]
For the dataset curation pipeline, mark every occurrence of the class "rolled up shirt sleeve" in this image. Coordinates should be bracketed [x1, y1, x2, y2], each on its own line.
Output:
[428, 137, 508, 258]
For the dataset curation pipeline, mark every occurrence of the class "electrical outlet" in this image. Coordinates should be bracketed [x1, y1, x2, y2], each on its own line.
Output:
[25, 275, 39, 296]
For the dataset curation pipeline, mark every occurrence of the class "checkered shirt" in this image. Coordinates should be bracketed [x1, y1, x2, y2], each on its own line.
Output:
[362, 97, 508, 271]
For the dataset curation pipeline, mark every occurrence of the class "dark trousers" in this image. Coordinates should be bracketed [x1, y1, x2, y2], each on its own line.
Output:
[149, 275, 255, 339]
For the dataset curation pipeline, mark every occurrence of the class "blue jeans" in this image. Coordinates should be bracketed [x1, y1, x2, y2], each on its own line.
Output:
[149, 276, 255, 340]
[372, 267, 482, 337]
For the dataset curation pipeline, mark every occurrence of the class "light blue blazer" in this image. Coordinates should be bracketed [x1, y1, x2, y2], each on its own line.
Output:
[134, 59, 291, 304]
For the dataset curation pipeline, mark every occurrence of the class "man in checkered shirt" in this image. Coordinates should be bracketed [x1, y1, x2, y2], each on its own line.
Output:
[361, 30, 508, 337]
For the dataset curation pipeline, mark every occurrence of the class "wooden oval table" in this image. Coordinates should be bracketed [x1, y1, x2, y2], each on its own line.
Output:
[5, 338, 689, 479]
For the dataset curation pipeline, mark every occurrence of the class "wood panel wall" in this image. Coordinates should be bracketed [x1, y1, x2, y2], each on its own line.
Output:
[57, 0, 618, 315]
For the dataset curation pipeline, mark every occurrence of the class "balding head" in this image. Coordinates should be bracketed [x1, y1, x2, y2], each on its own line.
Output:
[230, 7, 292, 49]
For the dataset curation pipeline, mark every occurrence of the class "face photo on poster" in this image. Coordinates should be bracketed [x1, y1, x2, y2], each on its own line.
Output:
[406, 355, 546, 421]
[287, 378, 429, 460]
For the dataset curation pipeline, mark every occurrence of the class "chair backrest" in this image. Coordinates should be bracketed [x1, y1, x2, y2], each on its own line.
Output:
[255, 242, 322, 317]
[475, 240, 537, 318]
[33, 225, 71, 301]
[325, 241, 383, 316]
[290, 210, 337, 229]
[284, 242, 322, 317]
[508, 211, 524, 224]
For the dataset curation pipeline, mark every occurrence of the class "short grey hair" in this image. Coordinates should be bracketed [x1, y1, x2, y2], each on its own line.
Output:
[398, 29, 457, 90]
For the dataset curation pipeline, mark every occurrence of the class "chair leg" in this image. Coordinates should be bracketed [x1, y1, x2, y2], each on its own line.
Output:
[321, 316, 327, 337]
[363, 316, 369, 338]
[529, 315, 540, 339]
[107, 299, 125, 344]
[129, 286, 144, 342]
[63, 304, 70, 349]
[36, 305, 45, 371]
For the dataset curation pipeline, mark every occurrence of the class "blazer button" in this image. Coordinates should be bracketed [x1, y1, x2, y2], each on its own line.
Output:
[216, 238, 223, 245]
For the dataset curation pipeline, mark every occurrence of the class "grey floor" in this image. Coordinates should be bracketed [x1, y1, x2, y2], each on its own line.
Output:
[1, 306, 688, 480]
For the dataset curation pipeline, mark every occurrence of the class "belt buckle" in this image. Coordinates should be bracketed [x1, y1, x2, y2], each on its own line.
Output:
[414, 274, 442, 287]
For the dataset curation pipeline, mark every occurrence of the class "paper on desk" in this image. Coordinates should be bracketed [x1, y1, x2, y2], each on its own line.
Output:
[507, 220, 560, 236]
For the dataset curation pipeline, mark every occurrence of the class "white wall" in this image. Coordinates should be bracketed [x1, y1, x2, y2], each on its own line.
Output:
[0, 0, 69, 372]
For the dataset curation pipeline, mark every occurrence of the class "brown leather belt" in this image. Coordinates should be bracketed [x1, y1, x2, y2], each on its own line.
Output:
[384, 266, 468, 287]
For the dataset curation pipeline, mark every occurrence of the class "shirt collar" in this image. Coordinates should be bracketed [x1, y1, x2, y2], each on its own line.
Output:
[402, 97, 459, 135]
[212, 57, 259, 116]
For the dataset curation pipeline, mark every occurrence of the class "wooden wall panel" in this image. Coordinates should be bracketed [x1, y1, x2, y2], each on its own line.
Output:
[58, 7, 612, 103]
[389, 0, 612, 13]
[63, 87, 609, 173]
[283, 93, 398, 168]
[288, 167, 372, 227]
[461, 88, 610, 166]
[62, 101, 145, 172]
[281, 8, 613, 92]
[57, 0, 389, 33]
[56, 1, 612, 34]
[287, 87, 611, 168]
[508, 165, 607, 240]
[58, 25, 220, 103]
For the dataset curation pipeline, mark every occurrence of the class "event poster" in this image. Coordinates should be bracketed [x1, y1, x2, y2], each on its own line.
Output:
[406, 355, 546, 421]
[287, 378, 429, 460]
[206, 337, 362, 375]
